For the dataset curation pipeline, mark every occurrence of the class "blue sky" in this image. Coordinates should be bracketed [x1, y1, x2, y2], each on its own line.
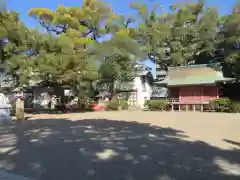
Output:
[6, 0, 237, 28]
[6, 0, 238, 75]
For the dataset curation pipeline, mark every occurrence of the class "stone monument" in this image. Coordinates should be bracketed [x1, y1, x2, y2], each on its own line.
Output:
[0, 93, 12, 124]
[15, 91, 24, 121]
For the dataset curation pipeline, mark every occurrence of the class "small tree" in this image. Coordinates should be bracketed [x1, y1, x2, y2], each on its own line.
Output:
[95, 28, 143, 99]
[217, 2, 240, 80]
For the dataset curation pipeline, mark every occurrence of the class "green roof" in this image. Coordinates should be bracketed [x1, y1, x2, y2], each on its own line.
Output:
[154, 64, 235, 86]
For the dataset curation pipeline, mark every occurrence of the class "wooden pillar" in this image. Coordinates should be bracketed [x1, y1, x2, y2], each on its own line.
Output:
[201, 104, 204, 112]
[16, 91, 24, 121]
[186, 104, 188, 111]
[193, 104, 196, 112]
[179, 88, 181, 112]
[171, 103, 174, 111]
[33, 90, 36, 109]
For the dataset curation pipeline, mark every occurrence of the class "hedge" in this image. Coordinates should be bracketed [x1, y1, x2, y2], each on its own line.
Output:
[210, 98, 240, 113]
[230, 101, 240, 113]
[145, 100, 169, 111]
[106, 97, 119, 111]
[119, 99, 129, 110]
[210, 98, 231, 112]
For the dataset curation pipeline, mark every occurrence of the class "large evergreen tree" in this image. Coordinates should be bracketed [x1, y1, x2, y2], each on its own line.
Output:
[28, 0, 142, 100]
[130, 2, 171, 67]
[217, 2, 240, 79]
[4, 0, 240, 100]
[131, 0, 218, 67]
[0, 2, 39, 88]
[26, 0, 116, 98]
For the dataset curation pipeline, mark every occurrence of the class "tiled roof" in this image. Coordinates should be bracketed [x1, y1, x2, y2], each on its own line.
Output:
[155, 64, 235, 86]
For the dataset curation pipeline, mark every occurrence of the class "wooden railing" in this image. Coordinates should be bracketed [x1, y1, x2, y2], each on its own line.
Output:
[147, 98, 211, 111]
[168, 98, 179, 104]
[167, 98, 209, 105]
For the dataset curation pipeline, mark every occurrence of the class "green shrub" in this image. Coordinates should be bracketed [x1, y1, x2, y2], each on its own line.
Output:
[119, 99, 129, 110]
[106, 97, 119, 111]
[145, 100, 169, 111]
[230, 101, 240, 113]
[83, 105, 94, 112]
[210, 98, 231, 112]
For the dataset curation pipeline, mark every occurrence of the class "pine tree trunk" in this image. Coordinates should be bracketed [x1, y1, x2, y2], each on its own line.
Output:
[109, 80, 116, 100]
[16, 91, 24, 121]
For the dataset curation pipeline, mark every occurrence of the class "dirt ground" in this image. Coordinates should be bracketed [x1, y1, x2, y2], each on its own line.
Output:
[0, 111, 240, 180]
[26, 111, 240, 149]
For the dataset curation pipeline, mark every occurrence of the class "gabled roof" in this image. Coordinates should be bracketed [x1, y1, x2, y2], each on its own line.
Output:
[154, 63, 235, 86]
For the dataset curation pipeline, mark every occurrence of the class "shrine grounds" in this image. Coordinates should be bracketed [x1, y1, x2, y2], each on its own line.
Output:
[0, 111, 240, 180]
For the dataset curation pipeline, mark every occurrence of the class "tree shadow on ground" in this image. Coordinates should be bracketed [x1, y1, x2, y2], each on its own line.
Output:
[0, 118, 240, 180]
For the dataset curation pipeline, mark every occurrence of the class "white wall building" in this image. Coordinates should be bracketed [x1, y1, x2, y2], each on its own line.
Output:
[135, 71, 154, 108]
[119, 63, 153, 108]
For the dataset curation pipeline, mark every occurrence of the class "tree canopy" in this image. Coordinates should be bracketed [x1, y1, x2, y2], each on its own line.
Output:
[2, 0, 240, 96]
[27, 0, 143, 98]
[130, 0, 219, 67]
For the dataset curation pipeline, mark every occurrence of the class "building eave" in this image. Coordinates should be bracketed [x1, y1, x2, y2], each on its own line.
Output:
[215, 78, 235, 82]
[153, 81, 167, 85]
[167, 82, 216, 87]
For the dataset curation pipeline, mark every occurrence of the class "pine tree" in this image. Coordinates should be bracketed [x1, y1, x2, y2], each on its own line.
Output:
[28, 0, 142, 100]
[130, 2, 171, 67]
[131, 0, 218, 67]
[0, 2, 38, 120]
[28, 0, 116, 39]
[217, 2, 240, 79]
[27, 0, 115, 98]
[0, 2, 38, 87]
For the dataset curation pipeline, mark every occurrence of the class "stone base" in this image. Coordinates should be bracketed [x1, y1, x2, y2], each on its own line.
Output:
[0, 108, 12, 124]
[16, 100, 24, 121]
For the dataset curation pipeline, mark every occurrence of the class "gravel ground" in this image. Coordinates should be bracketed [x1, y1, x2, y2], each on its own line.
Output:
[0, 111, 239, 180]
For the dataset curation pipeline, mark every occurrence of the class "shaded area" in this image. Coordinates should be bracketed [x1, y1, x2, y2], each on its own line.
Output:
[0, 118, 240, 180]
